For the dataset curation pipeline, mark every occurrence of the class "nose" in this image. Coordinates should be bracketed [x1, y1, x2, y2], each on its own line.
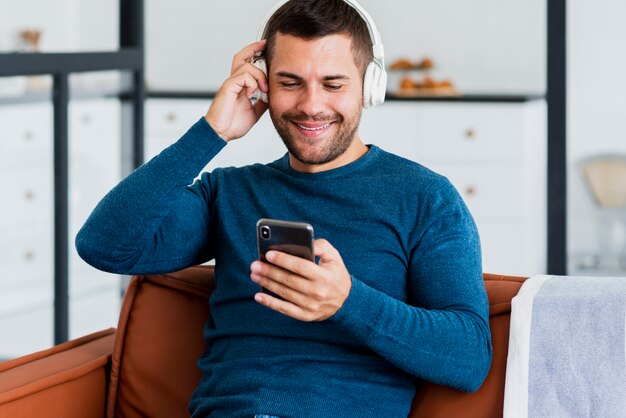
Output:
[295, 85, 326, 116]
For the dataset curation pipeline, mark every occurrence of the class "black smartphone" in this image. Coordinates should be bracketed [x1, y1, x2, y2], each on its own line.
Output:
[257, 218, 315, 262]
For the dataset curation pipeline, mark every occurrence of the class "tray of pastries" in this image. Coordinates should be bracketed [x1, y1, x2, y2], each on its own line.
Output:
[387, 57, 460, 97]
[392, 75, 460, 97]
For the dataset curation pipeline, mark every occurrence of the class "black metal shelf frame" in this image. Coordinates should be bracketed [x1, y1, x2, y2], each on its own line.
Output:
[0, 0, 145, 345]
[547, 0, 567, 275]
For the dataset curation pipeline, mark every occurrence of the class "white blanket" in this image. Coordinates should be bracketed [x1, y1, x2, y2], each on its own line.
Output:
[503, 274, 626, 418]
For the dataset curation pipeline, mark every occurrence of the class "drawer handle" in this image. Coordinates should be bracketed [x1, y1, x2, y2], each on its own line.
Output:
[24, 190, 35, 201]
[166, 112, 178, 123]
[465, 186, 477, 196]
[465, 129, 476, 140]
[23, 131, 34, 141]
[81, 115, 92, 124]
[24, 251, 35, 261]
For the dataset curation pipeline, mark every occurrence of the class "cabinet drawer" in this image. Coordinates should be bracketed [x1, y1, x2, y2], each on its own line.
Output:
[69, 284, 120, 339]
[203, 114, 285, 170]
[0, 226, 53, 285]
[0, 298, 53, 359]
[145, 132, 175, 161]
[0, 166, 53, 230]
[359, 102, 419, 158]
[424, 162, 524, 221]
[70, 139, 121, 220]
[415, 103, 526, 162]
[148, 113, 285, 170]
[478, 222, 545, 277]
[147, 99, 211, 135]
[478, 223, 526, 276]
[69, 99, 121, 157]
[0, 102, 53, 167]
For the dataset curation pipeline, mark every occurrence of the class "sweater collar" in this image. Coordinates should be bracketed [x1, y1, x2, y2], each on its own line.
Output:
[273, 145, 379, 180]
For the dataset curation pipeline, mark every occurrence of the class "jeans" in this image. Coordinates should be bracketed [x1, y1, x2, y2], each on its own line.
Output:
[254, 416, 282, 418]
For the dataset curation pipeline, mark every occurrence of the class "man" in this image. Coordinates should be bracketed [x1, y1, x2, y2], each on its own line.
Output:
[76, 0, 492, 416]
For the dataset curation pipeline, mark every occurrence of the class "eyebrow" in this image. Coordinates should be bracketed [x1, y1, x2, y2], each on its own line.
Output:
[275, 71, 350, 81]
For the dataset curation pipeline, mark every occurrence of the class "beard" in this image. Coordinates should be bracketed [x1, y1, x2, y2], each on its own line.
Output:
[269, 106, 362, 166]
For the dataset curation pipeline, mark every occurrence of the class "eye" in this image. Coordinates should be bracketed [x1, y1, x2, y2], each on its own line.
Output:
[325, 84, 343, 91]
[280, 82, 300, 89]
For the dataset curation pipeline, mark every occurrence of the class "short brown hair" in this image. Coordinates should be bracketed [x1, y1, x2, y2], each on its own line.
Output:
[262, 0, 374, 77]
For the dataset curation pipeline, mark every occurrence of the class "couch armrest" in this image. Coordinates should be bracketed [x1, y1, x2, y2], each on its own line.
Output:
[0, 328, 116, 418]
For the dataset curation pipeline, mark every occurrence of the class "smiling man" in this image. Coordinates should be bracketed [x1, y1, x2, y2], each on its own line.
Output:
[76, 1, 492, 417]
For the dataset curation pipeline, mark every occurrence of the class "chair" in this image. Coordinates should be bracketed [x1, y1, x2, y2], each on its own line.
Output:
[0, 266, 526, 418]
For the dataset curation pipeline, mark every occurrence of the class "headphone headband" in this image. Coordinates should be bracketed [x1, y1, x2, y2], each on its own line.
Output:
[256, 0, 384, 64]
[254, 0, 387, 108]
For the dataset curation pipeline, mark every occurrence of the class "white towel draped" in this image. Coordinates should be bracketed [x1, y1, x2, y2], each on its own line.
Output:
[504, 274, 626, 418]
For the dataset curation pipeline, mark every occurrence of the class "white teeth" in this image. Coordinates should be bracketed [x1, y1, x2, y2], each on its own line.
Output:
[297, 122, 331, 131]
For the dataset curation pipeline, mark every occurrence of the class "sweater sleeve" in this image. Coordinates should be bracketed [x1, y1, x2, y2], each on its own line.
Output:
[329, 178, 492, 392]
[75, 117, 227, 275]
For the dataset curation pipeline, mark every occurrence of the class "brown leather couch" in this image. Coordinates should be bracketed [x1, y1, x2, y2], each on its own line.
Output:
[0, 266, 526, 418]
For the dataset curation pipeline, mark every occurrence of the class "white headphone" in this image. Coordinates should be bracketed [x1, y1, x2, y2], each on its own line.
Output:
[252, 0, 387, 109]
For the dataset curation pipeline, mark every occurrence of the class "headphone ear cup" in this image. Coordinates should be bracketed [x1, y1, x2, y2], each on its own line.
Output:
[252, 59, 269, 103]
[253, 58, 267, 75]
[372, 66, 387, 107]
[362, 62, 387, 108]
[362, 63, 375, 109]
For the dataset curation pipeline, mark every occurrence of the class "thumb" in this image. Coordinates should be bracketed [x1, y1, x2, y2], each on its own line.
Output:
[314, 239, 340, 263]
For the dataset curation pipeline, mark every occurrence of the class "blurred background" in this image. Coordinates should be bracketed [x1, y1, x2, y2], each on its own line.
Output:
[0, 0, 624, 359]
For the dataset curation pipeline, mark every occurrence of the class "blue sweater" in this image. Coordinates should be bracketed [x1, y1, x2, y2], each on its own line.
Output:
[76, 117, 492, 417]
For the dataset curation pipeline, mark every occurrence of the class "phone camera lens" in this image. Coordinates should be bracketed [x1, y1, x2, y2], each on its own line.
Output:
[260, 226, 271, 240]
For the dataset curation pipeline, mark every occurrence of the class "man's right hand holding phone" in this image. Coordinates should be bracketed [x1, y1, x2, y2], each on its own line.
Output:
[250, 239, 353, 322]
[204, 40, 269, 142]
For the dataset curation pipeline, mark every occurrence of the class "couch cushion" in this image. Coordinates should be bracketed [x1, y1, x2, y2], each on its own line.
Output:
[0, 329, 115, 418]
[109, 267, 524, 418]
[107, 266, 214, 418]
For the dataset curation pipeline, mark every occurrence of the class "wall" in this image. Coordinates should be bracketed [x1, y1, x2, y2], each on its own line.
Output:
[145, 0, 546, 94]
[0, 0, 118, 51]
[0, 0, 545, 93]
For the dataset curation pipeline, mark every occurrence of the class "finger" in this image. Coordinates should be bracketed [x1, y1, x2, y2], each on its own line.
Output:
[313, 239, 340, 262]
[233, 62, 268, 94]
[251, 260, 310, 292]
[230, 39, 267, 75]
[264, 250, 320, 279]
[254, 292, 313, 322]
[224, 63, 268, 101]
[222, 70, 263, 100]
[250, 271, 308, 303]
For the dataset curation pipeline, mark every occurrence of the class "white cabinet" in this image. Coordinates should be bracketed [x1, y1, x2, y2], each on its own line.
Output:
[0, 103, 55, 358]
[361, 100, 547, 276]
[68, 99, 122, 340]
[146, 99, 285, 170]
[146, 98, 547, 277]
[146, 99, 209, 158]
[0, 99, 121, 359]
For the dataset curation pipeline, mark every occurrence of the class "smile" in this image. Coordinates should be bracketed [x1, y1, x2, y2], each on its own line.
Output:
[296, 122, 332, 131]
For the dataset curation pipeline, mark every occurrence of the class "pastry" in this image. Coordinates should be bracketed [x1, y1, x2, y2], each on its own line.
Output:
[389, 58, 415, 70]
